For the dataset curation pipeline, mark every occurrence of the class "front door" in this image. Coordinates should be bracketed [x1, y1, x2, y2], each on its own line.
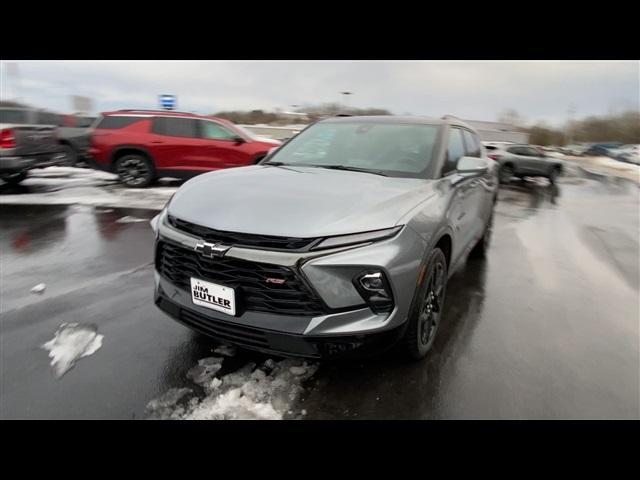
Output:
[197, 120, 253, 169]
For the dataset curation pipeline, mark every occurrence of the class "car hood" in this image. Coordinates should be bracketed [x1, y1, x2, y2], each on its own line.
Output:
[253, 136, 282, 145]
[168, 165, 436, 238]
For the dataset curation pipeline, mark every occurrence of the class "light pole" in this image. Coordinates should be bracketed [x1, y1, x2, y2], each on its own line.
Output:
[566, 103, 576, 145]
[340, 91, 353, 113]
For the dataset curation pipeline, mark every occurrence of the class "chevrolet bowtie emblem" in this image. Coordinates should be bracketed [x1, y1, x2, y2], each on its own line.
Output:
[194, 241, 230, 258]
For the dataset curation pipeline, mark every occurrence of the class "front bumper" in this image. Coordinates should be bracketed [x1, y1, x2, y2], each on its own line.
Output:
[156, 290, 405, 359]
[153, 210, 427, 357]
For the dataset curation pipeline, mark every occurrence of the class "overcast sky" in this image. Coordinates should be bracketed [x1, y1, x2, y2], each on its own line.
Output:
[1, 61, 638, 127]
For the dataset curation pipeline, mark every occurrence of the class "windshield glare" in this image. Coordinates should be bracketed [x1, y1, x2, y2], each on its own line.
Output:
[267, 122, 441, 177]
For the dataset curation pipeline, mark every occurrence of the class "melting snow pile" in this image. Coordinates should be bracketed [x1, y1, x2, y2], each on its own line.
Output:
[30, 283, 46, 294]
[146, 356, 317, 420]
[116, 215, 148, 224]
[41, 323, 104, 378]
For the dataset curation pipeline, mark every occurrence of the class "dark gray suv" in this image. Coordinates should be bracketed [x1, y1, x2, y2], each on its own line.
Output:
[152, 116, 499, 360]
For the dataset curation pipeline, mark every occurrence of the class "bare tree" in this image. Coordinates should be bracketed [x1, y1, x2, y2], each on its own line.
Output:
[498, 109, 526, 128]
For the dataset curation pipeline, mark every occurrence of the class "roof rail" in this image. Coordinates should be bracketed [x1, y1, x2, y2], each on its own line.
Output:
[117, 109, 196, 115]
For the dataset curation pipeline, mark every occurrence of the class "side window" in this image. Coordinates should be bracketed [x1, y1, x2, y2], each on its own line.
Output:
[152, 117, 198, 138]
[525, 147, 542, 157]
[0, 109, 31, 124]
[462, 130, 481, 157]
[199, 121, 238, 140]
[97, 116, 144, 130]
[36, 112, 62, 126]
[443, 128, 466, 175]
[507, 146, 522, 155]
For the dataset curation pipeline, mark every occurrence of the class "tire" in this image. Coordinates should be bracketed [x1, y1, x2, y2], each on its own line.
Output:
[402, 248, 448, 360]
[499, 164, 514, 184]
[1, 172, 28, 185]
[57, 144, 78, 167]
[470, 209, 494, 258]
[115, 154, 156, 188]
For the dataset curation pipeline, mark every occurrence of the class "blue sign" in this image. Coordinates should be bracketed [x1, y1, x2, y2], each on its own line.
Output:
[159, 94, 176, 110]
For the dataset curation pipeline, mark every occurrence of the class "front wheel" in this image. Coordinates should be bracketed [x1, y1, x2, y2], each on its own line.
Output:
[499, 165, 514, 184]
[548, 167, 560, 184]
[56, 145, 79, 167]
[115, 154, 156, 188]
[402, 248, 448, 360]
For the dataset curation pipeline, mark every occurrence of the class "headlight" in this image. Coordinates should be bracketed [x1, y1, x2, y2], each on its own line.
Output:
[353, 270, 394, 314]
[150, 193, 175, 233]
[311, 226, 403, 251]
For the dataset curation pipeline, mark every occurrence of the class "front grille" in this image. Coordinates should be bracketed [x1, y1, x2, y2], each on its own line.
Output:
[167, 215, 317, 251]
[156, 240, 327, 316]
[179, 307, 270, 349]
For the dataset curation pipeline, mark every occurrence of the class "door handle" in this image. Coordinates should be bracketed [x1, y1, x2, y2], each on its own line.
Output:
[150, 141, 165, 144]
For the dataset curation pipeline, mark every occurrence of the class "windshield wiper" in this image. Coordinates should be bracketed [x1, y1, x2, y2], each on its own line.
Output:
[261, 161, 288, 166]
[308, 165, 388, 176]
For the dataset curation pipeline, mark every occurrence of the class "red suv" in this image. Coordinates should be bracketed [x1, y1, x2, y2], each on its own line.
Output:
[89, 110, 281, 187]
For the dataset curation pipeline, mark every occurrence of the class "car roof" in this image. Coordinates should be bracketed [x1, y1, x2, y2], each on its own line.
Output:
[319, 115, 477, 130]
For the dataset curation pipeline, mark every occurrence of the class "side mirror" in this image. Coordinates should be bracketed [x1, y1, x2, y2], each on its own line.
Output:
[232, 135, 246, 144]
[456, 156, 488, 175]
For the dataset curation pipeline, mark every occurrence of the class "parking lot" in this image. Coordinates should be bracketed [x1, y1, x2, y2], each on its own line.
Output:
[1, 165, 638, 419]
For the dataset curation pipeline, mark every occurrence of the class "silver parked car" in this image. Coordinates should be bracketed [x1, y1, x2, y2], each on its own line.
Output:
[485, 143, 564, 184]
[152, 116, 499, 360]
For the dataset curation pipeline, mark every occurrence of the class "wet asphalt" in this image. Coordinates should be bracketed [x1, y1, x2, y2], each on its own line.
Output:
[1, 172, 638, 419]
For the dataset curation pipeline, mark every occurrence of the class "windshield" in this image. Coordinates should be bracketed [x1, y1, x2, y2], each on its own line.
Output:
[266, 121, 441, 178]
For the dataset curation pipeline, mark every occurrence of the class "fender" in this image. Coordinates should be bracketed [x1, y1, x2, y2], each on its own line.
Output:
[109, 144, 156, 165]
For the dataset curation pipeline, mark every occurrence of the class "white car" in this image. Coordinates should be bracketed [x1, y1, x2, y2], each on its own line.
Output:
[609, 144, 640, 165]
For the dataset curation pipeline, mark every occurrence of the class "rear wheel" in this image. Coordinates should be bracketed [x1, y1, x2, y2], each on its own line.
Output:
[402, 248, 448, 360]
[1, 172, 27, 185]
[115, 154, 156, 188]
[56, 144, 78, 167]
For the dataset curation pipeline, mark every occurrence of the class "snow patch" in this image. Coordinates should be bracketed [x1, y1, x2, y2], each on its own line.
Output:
[41, 323, 104, 378]
[116, 215, 148, 224]
[30, 283, 46, 294]
[213, 344, 237, 357]
[146, 388, 195, 420]
[186, 357, 224, 388]
[0, 167, 178, 210]
[146, 357, 318, 420]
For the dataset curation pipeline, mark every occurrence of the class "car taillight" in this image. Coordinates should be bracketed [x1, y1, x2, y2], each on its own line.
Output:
[0, 128, 16, 149]
[488, 154, 500, 160]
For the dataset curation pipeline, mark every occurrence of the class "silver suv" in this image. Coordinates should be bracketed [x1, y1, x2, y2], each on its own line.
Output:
[485, 143, 564, 184]
[152, 116, 499, 360]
